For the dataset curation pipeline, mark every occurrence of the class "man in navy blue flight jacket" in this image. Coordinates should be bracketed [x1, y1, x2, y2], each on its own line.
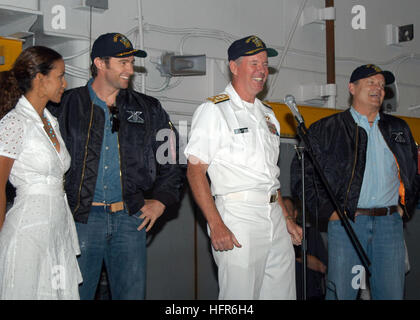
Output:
[49, 33, 184, 300]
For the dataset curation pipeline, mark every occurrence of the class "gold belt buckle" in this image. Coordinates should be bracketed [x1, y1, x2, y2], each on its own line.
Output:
[109, 201, 124, 212]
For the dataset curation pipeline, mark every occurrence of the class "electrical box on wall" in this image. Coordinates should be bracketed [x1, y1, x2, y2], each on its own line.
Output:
[300, 6, 335, 26]
[399, 24, 414, 42]
[158, 53, 206, 77]
[386, 24, 414, 46]
[298, 83, 337, 107]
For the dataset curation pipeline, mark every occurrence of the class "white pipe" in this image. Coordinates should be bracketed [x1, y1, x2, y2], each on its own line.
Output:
[327, 95, 336, 108]
[142, 23, 420, 71]
[137, 0, 146, 94]
[179, 34, 231, 55]
[268, 0, 308, 99]
[408, 105, 420, 111]
[63, 48, 90, 61]
[208, 59, 215, 97]
[145, 77, 170, 92]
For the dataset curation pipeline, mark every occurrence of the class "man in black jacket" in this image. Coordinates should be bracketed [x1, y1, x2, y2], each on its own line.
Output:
[49, 33, 184, 299]
[291, 64, 419, 300]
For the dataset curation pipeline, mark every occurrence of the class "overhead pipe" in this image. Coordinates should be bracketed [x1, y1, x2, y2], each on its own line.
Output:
[268, 0, 308, 99]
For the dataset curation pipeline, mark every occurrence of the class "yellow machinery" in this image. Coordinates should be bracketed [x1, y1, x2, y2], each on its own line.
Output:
[0, 37, 23, 72]
[268, 102, 420, 145]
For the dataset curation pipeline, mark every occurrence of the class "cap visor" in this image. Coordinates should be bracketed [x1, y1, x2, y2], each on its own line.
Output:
[116, 49, 147, 58]
[133, 49, 147, 58]
[266, 48, 278, 58]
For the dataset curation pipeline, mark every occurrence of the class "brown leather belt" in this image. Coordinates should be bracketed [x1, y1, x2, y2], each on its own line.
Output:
[92, 201, 124, 213]
[355, 205, 398, 217]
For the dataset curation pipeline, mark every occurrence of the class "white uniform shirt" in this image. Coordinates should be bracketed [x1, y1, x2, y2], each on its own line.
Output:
[184, 83, 281, 196]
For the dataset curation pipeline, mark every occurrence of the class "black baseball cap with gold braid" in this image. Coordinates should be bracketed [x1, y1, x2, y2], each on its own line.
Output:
[349, 64, 395, 85]
[91, 33, 147, 61]
[228, 35, 278, 61]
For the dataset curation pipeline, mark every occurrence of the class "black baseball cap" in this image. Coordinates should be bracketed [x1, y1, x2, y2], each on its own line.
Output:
[349, 64, 395, 85]
[228, 35, 278, 61]
[91, 33, 147, 61]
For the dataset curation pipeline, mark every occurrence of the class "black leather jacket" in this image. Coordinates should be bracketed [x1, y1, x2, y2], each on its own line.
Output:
[48, 85, 184, 223]
[291, 109, 420, 223]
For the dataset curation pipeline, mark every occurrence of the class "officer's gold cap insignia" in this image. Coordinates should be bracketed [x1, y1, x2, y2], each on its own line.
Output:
[207, 94, 230, 104]
[366, 64, 382, 73]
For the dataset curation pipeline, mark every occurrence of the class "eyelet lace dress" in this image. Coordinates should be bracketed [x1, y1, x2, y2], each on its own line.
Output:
[0, 96, 82, 299]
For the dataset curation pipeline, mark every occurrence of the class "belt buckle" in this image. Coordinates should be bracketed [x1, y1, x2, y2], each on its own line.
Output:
[104, 203, 114, 214]
[269, 194, 278, 203]
[100, 202, 116, 214]
[110, 201, 124, 213]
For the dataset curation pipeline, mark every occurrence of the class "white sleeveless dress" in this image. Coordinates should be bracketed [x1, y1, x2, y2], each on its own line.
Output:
[0, 96, 82, 299]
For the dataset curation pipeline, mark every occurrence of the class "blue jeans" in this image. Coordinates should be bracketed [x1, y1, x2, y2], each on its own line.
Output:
[326, 212, 405, 300]
[75, 206, 146, 300]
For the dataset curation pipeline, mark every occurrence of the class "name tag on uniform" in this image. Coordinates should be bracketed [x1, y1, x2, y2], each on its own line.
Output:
[234, 127, 249, 134]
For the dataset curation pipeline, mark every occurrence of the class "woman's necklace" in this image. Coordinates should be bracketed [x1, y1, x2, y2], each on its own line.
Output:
[43, 115, 57, 146]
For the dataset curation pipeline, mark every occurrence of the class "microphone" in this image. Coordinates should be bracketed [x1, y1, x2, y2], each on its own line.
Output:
[284, 94, 304, 125]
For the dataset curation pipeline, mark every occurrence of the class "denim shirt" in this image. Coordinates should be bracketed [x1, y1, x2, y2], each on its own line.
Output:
[88, 79, 123, 203]
[350, 107, 399, 208]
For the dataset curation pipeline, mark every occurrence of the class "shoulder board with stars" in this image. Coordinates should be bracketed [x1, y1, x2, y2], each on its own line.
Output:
[262, 102, 273, 110]
[207, 94, 230, 104]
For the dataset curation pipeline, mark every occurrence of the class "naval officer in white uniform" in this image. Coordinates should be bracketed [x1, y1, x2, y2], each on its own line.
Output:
[185, 35, 302, 300]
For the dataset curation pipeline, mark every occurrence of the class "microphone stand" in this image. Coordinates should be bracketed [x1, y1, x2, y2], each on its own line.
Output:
[293, 116, 371, 278]
[294, 145, 307, 300]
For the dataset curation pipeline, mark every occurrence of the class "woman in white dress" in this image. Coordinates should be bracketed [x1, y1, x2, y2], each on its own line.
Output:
[0, 46, 82, 299]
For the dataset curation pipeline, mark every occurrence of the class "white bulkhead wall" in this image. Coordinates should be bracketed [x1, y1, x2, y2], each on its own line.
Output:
[1, 0, 419, 119]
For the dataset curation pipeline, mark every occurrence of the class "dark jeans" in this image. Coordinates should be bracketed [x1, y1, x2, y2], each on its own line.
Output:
[75, 206, 146, 300]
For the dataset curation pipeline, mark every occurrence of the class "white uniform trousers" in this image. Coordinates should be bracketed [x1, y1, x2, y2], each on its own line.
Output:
[212, 197, 296, 300]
